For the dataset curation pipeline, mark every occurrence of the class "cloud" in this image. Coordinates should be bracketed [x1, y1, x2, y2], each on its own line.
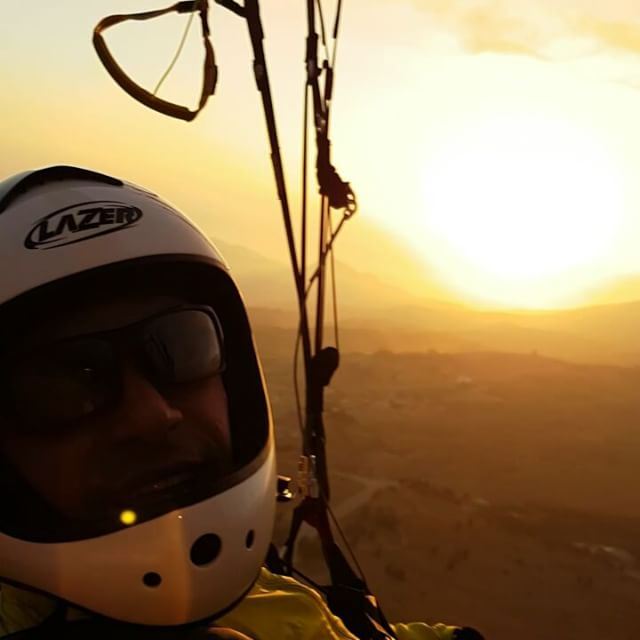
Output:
[412, 0, 640, 57]
[405, 0, 640, 87]
[578, 16, 640, 54]
[448, 5, 541, 55]
[411, 0, 560, 58]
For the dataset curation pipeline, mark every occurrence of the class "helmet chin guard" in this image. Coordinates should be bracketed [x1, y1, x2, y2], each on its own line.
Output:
[0, 445, 276, 626]
[0, 166, 277, 624]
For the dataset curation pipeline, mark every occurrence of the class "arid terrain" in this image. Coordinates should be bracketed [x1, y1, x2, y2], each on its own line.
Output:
[255, 340, 640, 639]
[225, 241, 640, 639]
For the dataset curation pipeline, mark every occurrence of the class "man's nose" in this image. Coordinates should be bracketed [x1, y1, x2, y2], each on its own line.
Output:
[110, 359, 183, 440]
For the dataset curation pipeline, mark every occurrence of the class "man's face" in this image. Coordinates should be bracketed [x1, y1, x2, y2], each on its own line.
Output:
[0, 293, 233, 521]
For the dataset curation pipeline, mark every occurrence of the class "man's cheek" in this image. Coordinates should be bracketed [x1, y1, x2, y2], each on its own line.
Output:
[18, 441, 97, 513]
[173, 383, 232, 446]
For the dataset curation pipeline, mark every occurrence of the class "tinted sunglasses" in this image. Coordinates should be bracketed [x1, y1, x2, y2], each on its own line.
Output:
[2, 305, 225, 431]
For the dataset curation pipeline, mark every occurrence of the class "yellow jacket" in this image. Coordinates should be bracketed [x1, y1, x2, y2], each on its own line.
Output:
[0, 567, 460, 640]
[218, 568, 459, 640]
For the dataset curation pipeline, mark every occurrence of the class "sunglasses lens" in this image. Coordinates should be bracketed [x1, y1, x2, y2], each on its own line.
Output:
[5, 307, 224, 429]
[9, 339, 118, 429]
[143, 308, 224, 384]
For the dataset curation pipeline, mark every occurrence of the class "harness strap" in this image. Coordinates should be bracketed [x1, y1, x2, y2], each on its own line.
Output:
[280, 497, 397, 640]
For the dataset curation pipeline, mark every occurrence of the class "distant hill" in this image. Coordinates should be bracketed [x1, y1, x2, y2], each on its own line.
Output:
[342, 300, 640, 365]
[250, 298, 640, 367]
[210, 236, 640, 367]
[582, 273, 640, 306]
[211, 236, 448, 311]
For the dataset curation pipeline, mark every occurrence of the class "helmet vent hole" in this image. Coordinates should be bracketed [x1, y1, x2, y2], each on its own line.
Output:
[143, 572, 162, 588]
[245, 530, 255, 549]
[190, 533, 222, 567]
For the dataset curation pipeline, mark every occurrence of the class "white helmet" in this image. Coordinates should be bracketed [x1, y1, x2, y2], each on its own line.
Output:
[0, 166, 276, 625]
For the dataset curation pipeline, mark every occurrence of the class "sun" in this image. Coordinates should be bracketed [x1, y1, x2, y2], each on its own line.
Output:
[420, 111, 626, 308]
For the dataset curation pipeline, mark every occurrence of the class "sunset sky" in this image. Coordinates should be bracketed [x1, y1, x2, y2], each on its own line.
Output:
[3, 1, 640, 309]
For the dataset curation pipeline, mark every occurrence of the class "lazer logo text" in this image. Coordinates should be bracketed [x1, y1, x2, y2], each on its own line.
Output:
[25, 201, 143, 249]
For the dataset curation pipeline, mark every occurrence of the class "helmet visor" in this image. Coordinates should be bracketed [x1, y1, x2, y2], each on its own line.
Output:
[0, 262, 270, 544]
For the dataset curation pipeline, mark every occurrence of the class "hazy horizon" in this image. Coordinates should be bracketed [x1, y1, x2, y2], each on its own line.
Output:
[217, 233, 640, 314]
